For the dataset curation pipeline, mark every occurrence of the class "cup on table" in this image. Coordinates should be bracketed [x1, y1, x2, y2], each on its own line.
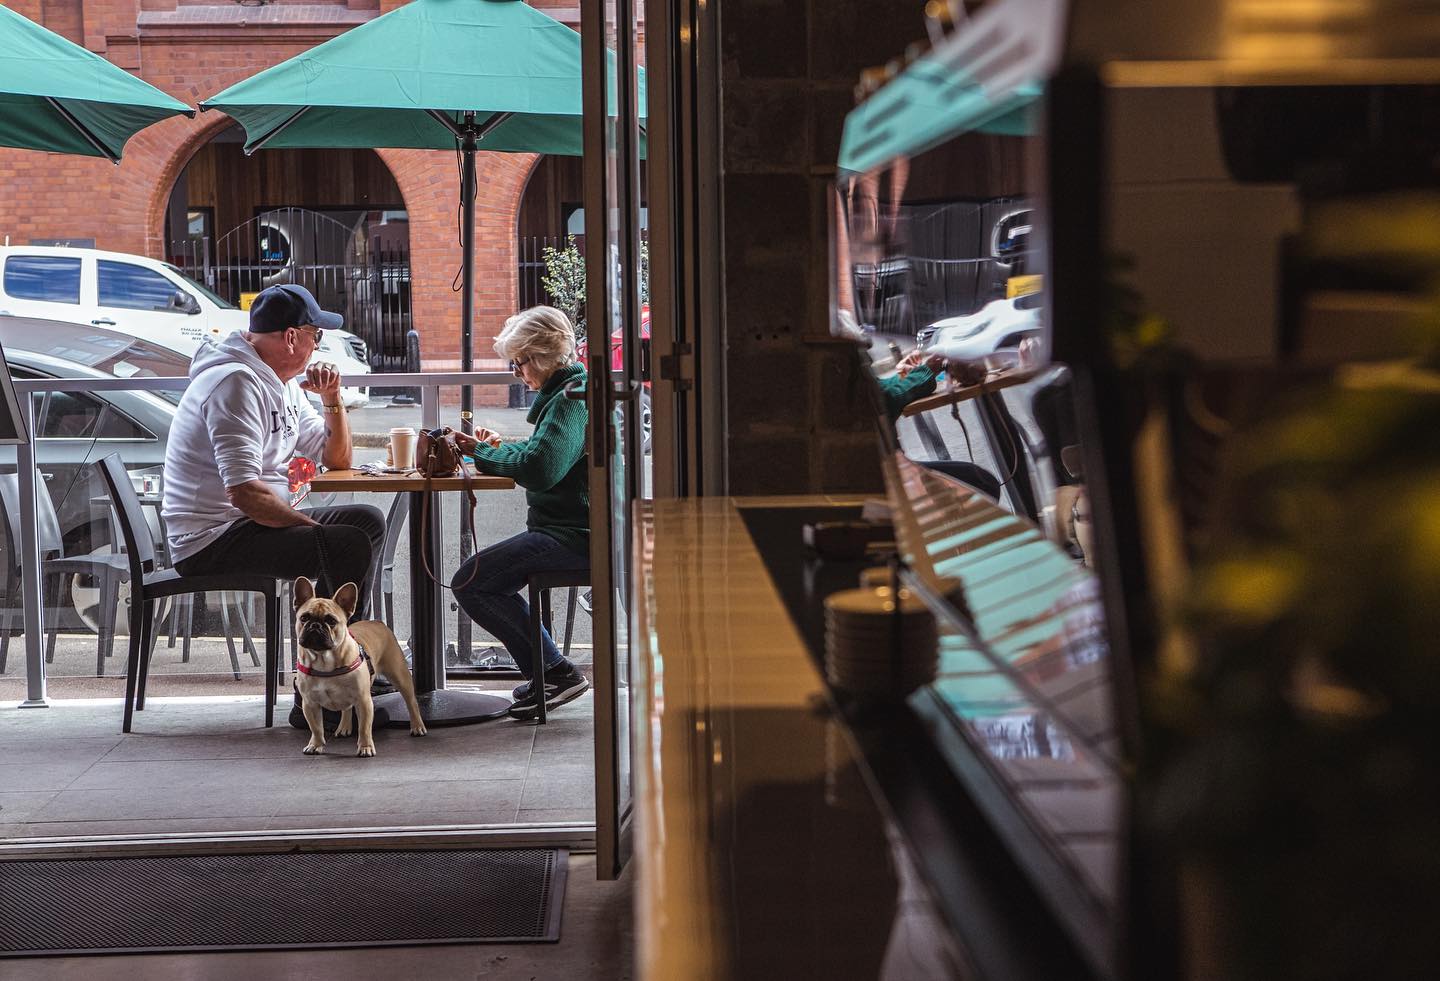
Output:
[389, 427, 417, 470]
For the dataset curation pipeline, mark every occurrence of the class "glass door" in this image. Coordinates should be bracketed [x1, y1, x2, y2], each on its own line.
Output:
[581, 0, 646, 879]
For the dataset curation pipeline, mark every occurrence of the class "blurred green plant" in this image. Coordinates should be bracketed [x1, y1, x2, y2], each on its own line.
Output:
[540, 235, 587, 340]
[540, 235, 651, 344]
[1148, 192, 1440, 980]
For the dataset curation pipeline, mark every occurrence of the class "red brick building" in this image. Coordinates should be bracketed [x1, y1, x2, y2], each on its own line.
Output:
[0, 0, 587, 403]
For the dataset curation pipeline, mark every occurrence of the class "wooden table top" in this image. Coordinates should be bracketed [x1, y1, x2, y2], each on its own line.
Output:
[899, 365, 1044, 417]
[309, 468, 516, 493]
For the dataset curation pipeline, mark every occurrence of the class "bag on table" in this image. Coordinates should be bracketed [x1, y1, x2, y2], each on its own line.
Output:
[413, 427, 479, 589]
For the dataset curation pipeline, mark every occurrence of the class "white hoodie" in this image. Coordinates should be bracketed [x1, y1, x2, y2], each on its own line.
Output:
[162, 333, 328, 563]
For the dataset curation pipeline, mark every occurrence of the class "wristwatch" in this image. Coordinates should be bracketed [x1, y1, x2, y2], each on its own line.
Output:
[320, 402, 344, 414]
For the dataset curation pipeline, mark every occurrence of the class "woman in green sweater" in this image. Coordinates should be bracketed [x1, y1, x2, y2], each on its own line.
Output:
[452, 306, 590, 720]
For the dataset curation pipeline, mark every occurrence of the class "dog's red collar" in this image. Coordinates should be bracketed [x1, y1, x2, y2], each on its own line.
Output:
[296, 632, 373, 678]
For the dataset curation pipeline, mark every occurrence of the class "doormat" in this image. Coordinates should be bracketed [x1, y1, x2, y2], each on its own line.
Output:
[0, 847, 567, 956]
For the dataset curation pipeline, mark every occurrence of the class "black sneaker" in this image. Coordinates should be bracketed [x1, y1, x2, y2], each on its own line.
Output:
[508, 664, 589, 720]
[288, 699, 391, 732]
[512, 680, 533, 700]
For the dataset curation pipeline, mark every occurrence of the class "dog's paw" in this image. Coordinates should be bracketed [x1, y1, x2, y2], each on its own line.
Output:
[410, 723, 428, 737]
[335, 721, 353, 737]
[357, 744, 376, 758]
[303, 743, 324, 755]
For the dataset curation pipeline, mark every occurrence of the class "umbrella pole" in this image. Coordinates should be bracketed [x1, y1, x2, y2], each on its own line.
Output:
[460, 116, 477, 426]
[456, 115, 478, 664]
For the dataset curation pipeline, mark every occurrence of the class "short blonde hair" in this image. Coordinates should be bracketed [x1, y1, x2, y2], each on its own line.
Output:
[493, 305, 577, 374]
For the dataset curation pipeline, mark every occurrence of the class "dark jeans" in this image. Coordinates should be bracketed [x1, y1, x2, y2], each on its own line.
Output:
[175, 504, 387, 619]
[451, 531, 588, 678]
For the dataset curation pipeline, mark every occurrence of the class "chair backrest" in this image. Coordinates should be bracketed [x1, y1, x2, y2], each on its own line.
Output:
[92, 454, 156, 580]
[0, 472, 64, 559]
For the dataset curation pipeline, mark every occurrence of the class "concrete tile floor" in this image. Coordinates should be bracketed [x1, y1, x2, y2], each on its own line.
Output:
[0, 689, 597, 839]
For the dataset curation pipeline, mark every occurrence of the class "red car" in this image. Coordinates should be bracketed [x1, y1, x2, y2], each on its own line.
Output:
[577, 303, 651, 374]
[577, 304, 651, 450]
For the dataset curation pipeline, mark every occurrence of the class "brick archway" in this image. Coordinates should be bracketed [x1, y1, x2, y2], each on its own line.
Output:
[377, 149, 537, 389]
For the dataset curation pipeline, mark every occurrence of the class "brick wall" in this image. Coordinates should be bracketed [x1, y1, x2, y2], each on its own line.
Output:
[718, 0, 925, 495]
[0, 1, 569, 407]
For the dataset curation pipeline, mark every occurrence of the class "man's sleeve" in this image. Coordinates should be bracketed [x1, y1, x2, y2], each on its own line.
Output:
[293, 394, 329, 462]
[202, 372, 267, 488]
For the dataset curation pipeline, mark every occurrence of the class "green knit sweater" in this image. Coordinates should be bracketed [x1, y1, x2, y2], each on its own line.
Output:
[469, 362, 589, 554]
[879, 364, 937, 423]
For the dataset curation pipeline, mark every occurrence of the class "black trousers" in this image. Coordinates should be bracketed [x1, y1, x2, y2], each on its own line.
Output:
[174, 504, 387, 619]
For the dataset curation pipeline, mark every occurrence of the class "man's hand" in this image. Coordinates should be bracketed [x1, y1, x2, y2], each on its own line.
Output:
[299, 362, 342, 402]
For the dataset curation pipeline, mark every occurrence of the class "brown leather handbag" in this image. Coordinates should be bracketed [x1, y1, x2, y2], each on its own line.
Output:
[414, 427, 480, 589]
[415, 426, 463, 477]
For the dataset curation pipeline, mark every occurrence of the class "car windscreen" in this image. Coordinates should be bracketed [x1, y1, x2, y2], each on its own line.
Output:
[27, 332, 188, 404]
[164, 263, 237, 310]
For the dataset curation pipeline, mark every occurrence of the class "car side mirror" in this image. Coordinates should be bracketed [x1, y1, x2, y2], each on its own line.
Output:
[170, 290, 201, 315]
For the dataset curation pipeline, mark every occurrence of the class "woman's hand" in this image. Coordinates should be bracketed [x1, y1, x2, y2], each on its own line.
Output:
[896, 348, 943, 378]
[453, 429, 502, 456]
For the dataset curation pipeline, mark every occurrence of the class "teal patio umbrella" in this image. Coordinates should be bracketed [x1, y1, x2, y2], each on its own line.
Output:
[202, 0, 646, 393]
[0, 5, 193, 162]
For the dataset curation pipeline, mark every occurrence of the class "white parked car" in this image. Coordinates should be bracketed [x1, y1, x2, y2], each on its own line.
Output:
[0, 246, 371, 408]
[916, 292, 1043, 364]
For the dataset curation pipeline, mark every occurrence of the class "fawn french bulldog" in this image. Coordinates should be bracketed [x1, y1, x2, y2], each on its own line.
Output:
[292, 578, 427, 757]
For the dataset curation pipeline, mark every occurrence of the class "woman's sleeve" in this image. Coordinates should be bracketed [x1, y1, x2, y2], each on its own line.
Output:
[470, 397, 587, 490]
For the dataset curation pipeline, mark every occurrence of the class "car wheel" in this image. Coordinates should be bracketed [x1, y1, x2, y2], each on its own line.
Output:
[69, 547, 169, 637]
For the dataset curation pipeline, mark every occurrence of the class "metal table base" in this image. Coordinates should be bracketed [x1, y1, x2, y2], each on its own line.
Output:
[376, 688, 512, 728]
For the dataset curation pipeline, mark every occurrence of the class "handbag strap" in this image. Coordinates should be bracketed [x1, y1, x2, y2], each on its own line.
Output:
[416, 456, 480, 591]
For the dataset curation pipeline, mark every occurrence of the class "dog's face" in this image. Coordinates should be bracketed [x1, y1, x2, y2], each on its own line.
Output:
[293, 578, 360, 652]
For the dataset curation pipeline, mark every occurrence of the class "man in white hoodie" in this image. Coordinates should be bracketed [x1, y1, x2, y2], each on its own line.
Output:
[162, 284, 387, 729]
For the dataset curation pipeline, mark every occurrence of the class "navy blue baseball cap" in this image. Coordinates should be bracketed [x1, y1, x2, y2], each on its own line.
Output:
[248, 284, 344, 334]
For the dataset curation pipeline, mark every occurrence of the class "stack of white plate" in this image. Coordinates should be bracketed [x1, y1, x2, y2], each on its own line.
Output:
[824, 586, 938, 699]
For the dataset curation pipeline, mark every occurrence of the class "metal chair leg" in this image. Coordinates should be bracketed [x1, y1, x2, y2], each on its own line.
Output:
[562, 585, 578, 660]
[1, 566, 14, 673]
[95, 571, 118, 677]
[219, 591, 242, 681]
[122, 596, 144, 733]
[166, 590, 180, 648]
[180, 594, 194, 665]
[43, 572, 61, 664]
[265, 591, 280, 728]
[529, 583, 548, 726]
[135, 599, 156, 711]
[235, 594, 261, 668]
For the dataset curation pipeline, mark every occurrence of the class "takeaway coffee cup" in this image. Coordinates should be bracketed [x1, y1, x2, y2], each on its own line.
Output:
[389, 427, 417, 470]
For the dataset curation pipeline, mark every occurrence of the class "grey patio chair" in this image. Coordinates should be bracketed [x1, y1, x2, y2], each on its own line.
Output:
[0, 472, 127, 677]
[93, 454, 282, 733]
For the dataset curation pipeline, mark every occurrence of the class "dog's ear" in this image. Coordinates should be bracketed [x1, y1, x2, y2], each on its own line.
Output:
[293, 577, 314, 610]
[332, 582, 359, 618]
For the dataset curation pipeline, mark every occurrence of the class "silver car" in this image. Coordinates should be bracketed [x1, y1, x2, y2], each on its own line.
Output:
[0, 316, 181, 629]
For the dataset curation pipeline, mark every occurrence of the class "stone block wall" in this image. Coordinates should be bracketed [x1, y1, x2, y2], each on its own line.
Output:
[718, 0, 926, 494]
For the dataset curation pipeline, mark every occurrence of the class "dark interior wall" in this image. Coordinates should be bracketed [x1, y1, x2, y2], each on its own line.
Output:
[719, 0, 925, 495]
[181, 140, 404, 240]
[517, 155, 585, 240]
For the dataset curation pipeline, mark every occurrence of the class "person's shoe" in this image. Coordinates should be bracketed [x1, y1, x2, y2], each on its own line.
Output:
[512, 679, 533, 700]
[288, 699, 391, 732]
[508, 664, 589, 720]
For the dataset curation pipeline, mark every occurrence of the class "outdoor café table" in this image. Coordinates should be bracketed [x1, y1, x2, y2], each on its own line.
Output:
[309, 466, 517, 727]
[898, 365, 1044, 418]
